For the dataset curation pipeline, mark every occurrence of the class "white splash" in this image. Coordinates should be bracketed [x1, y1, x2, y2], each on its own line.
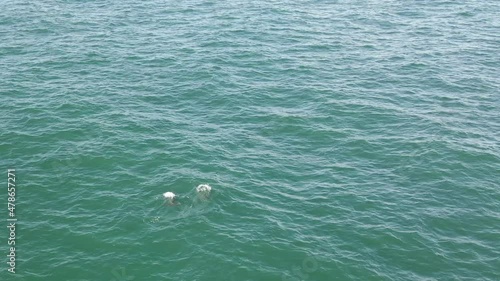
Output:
[163, 192, 176, 200]
[196, 184, 212, 193]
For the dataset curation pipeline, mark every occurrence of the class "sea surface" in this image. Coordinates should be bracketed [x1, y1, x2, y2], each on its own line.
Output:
[1, 0, 499, 280]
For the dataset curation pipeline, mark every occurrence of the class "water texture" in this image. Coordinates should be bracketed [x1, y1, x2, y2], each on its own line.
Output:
[1, 0, 499, 280]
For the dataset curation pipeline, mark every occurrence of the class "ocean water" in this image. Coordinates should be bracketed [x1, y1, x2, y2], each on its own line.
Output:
[1, 0, 499, 280]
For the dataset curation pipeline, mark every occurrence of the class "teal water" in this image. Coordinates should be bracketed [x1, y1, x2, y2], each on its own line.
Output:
[1, 0, 499, 280]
